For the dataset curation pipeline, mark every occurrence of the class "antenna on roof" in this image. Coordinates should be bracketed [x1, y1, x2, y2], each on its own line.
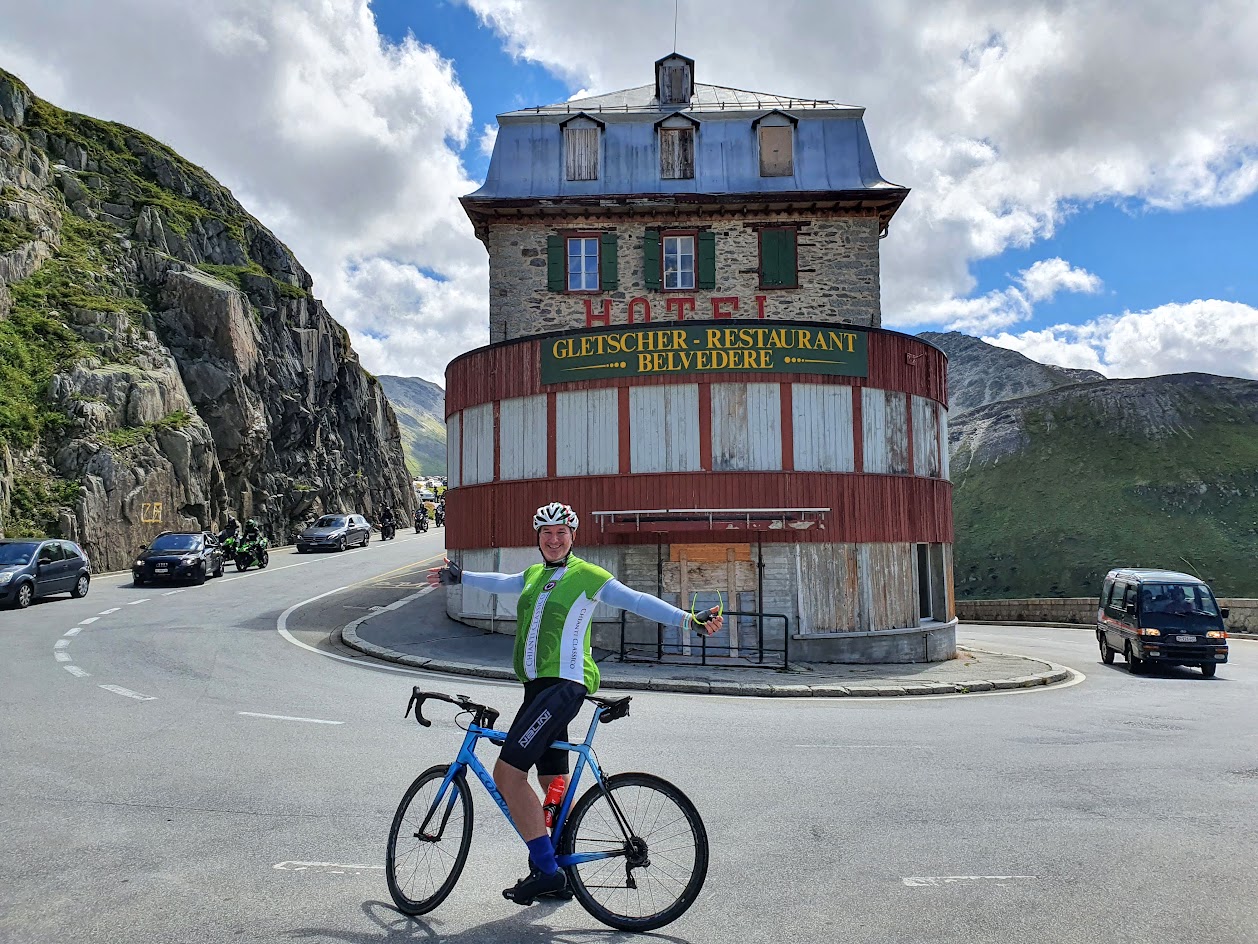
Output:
[673, 0, 679, 52]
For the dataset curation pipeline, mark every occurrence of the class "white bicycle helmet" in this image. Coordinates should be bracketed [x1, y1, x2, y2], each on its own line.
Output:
[533, 502, 579, 532]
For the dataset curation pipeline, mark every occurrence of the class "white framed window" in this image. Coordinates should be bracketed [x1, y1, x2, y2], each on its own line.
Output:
[662, 234, 695, 290]
[567, 236, 600, 291]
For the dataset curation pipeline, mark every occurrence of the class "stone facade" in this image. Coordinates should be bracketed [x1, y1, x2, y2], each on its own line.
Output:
[487, 213, 882, 342]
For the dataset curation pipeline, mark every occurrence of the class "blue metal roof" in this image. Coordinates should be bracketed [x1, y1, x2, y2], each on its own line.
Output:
[467, 82, 902, 202]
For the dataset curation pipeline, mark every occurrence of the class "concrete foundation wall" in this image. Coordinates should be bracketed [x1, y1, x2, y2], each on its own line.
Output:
[445, 540, 957, 663]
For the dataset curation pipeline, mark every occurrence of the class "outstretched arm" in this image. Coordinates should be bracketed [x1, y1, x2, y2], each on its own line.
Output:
[426, 560, 526, 594]
[596, 578, 724, 635]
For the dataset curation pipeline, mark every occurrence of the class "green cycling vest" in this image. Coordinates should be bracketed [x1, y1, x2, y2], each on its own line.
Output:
[513, 554, 612, 693]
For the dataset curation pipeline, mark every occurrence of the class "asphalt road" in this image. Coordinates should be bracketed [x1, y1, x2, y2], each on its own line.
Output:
[2, 533, 1256, 944]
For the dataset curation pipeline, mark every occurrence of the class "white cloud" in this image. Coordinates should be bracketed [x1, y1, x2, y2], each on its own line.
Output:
[1017, 258, 1103, 304]
[478, 122, 498, 158]
[464, 0, 1258, 329]
[0, 0, 487, 385]
[986, 299, 1258, 381]
[905, 258, 1101, 334]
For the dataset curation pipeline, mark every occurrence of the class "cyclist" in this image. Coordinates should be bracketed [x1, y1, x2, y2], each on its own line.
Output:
[427, 501, 723, 905]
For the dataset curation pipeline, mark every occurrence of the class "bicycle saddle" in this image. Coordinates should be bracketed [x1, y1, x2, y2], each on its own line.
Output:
[586, 694, 631, 723]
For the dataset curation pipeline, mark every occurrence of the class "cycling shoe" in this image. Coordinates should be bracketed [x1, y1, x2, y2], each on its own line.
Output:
[503, 868, 569, 905]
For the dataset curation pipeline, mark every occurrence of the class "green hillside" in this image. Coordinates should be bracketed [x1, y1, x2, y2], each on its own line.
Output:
[377, 375, 446, 476]
[952, 378, 1258, 599]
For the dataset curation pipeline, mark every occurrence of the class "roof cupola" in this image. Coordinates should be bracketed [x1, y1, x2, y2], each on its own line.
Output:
[655, 53, 694, 105]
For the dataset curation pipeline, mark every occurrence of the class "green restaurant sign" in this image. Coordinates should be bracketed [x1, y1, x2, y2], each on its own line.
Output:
[540, 323, 869, 384]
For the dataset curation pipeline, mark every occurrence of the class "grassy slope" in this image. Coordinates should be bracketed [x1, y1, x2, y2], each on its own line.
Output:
[953, 396, 1258, 599]
[377, 375, 445, 476]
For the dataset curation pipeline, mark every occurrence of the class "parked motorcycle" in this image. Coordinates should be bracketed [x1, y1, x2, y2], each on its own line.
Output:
[235, 533, 270, 571]
[414, 508, 428, 533]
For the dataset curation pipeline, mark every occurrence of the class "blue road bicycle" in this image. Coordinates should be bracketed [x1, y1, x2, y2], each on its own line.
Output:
[386, 686, 709, 932]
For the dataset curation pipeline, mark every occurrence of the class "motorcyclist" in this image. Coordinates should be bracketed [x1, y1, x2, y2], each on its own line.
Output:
[218, 515, 240, 542]
[414, 505, 428, 532]
[243, 518, 261, 540]
[380, 506, 396, 539]
[434, 498, 445, 527]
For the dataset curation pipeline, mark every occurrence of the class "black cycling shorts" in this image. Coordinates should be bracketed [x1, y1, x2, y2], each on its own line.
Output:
[498, 678, 588, 776]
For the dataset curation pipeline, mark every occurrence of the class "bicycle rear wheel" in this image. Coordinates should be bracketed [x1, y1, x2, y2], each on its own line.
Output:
[386, 764, 473, 915]
[558, 772, 708, 932]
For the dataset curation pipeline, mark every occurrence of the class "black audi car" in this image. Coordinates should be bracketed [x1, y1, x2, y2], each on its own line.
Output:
[133, 531, 225, 586]
[295, 514, 372, 552]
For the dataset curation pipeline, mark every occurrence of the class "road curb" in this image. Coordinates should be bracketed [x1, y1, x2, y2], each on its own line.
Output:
[339, 613, 1074, 698]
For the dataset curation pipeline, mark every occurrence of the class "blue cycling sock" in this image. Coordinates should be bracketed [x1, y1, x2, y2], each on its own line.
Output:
[525, 835, 558, 876]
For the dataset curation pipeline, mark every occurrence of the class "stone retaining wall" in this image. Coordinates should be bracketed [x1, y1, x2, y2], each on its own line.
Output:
[957, 597, 1258, 633]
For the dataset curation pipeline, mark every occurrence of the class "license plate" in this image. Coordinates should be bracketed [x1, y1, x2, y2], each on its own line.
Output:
[1175, 634, 1196, 643]
[155, 565, 169, 572]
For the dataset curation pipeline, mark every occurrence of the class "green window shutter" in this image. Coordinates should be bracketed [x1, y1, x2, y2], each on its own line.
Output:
[761, 229, 796, 287]
[643, 230, 660, 290]
[547, 234, 565, 292]
[600, 232, 618, 290]
[697, 230, 716, 289]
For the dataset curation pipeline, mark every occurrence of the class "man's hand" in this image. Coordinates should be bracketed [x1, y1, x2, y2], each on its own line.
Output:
[426, 558, 462, 587]
[690, 607, 724, 636]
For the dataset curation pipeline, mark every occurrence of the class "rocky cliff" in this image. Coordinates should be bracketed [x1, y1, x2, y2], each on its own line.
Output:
[376, 375, 446, 476]
[920, 330, 1106, 413]
[0, 69, 415, 571]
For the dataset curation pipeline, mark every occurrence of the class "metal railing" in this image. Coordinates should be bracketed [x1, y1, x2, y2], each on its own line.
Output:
[618, 610, 793, 670]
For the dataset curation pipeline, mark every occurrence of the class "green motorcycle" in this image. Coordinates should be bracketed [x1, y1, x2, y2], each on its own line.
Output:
[234, 533, 270, 572]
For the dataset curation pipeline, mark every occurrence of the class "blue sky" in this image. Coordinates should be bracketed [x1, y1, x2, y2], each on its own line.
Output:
[3, 0, 1257, 383]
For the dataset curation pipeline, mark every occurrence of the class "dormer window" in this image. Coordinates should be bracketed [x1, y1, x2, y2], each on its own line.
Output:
[561, 113, 604, 181]
[753, 110, 797, 177]
[655, 53, 694, 105]
[656, 113, 698, 180]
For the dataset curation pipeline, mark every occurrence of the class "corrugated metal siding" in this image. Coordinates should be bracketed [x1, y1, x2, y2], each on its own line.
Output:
[795, 543, 859, 633]
[792, 383, 854, 472]
[445, 472, 952, 549]
[556, 389, 619, 476]
[445, 328, 948, 414]
[912, 394, 941, 478]
[857, 543, 918, 631]
[461, 403, 495, 486]
[862, 388, 909, 475]
[711, 382, 782, 471]
[499, 394, 548, 481]
[447, 413, 461, 488]
[939, 406, 951, 481]
[630, 384, 701, 473]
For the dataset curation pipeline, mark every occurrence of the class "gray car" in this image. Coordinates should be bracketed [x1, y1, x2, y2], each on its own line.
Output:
[295, 514, 371, 553]
[0, 538, 92, 609]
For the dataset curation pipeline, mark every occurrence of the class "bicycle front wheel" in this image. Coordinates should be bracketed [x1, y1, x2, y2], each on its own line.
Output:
[386, 764, 473, 915]
[558, 772, 708, 932]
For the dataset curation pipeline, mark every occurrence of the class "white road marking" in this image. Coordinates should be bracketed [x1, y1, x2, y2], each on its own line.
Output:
[127, 599, 150, 605]
[99, 684, 156, 701]
[903, 876, 1036, 888]
[65, 665, 90, 678]
[238, 712, 344, 725]
[277, 585, 439, 677]
[78, 617, 98, 624]
[54, 652, 72, 662]
[64, 627, 82, 637]
[163, 590, 185, 596]
[54, 639, 71, 649]
[98, 608, 120, 615]
[273, 861, 384, 875]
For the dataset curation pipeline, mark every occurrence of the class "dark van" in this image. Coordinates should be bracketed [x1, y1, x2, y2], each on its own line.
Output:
[1097, 568, 1229, 677]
